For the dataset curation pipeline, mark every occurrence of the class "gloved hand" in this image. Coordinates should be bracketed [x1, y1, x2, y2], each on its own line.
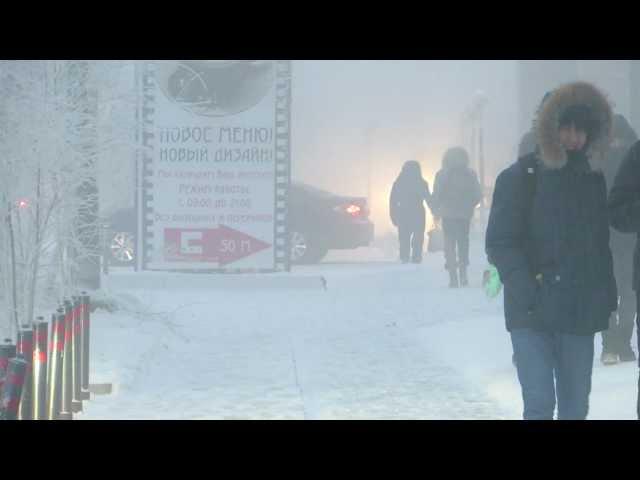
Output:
[482, 265, 503, 299]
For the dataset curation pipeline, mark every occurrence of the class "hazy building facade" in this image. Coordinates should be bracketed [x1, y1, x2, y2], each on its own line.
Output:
[517, 60, 579, 138]
[518, 60, 640, 142]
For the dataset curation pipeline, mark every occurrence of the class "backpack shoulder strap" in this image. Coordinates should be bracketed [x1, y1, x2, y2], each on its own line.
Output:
[517, 154, 538, 215]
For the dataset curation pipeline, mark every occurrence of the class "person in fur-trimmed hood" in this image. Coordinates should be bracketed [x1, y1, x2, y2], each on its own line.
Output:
[486, 82, 618, 420]
[432, 147, 482, 287]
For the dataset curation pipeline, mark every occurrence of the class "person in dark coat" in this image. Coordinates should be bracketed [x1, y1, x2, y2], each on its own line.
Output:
[608, 137, 640, 419]
[432, 147, 482, 287]
[600, 114, 638, 365]
[389, 160, 433, 264]
[486, 82, 617, 420]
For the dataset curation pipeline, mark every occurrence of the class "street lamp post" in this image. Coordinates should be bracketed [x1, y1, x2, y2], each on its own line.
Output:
[470, 91, 488, 225]
[471, 91, 488, 193]
[364, 124, 377, 212]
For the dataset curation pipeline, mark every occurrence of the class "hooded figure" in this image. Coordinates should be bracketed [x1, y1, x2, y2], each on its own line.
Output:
[432, 147, 482, 287]
[389, 160, 433, 263]
[486, 82, 617, 420]
[599, 114, 638, 365]
[608, 128, 640, 419]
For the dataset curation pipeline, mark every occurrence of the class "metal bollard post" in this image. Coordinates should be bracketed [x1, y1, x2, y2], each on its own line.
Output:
[59, 300, 74, 420]
[47, 309, 65, 420]
[0, 357, 28, 420]
[17, 326, 34, 420]
[0, 339, 17, 401]
[71, 296, 83, 412]
[80, 292, 91, 400]
[32, 318, 48, 420]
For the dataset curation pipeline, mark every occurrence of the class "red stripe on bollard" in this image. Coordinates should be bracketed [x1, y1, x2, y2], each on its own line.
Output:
[33, 351, 47, 366]
[32, 319, 48, 419]
[47, 311, 65, 420]
[71, 296, 83, 408]
[8, 372, 25, 385]
[65, 319, 72, 342]
[60, 301, 74, 419]
[81, 293, 91, 396]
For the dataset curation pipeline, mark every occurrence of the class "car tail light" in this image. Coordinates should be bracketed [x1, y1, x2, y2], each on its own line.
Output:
[345, 204, 361, 216]
[334, 202, 369, 218]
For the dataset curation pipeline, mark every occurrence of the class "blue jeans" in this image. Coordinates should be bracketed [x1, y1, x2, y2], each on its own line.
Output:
[511, 328, 595, 420]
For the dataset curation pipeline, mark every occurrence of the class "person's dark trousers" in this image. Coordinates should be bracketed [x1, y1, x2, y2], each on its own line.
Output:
[398, 224, 425, 263]
[602, 257, 636, 355]
[602, 289, 636, 354]
[511, 328, 595, 420]
[637, 292, 640, 419]
[442, 217, 471, 271]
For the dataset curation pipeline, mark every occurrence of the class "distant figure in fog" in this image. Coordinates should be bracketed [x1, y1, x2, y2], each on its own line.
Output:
[600, 114, 638, 366]
[389, 160, 433, 264]
[608, 124, 640, 419]
[432, 147, 482, 288]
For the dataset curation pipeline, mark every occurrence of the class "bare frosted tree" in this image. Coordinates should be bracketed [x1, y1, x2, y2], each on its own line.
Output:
[0, 60, 138, 340]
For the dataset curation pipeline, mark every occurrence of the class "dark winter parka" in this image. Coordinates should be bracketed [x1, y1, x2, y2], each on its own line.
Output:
[609, 140, 640, 292]
[601, 114, 638, 287]
[432, 149, 482, 220]
[389, 161, 432, 229]
[486, 82, 618, 334]
[608, 140, 640, 374]
[518, 130, 537, 158]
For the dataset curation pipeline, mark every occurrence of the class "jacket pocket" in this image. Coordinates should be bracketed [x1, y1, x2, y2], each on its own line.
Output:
[535, 268, 578, 330]
[504, 268, 538, 318]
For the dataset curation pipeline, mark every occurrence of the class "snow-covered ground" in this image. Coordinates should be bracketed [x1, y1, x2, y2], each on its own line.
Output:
[80, 236, 638, 420]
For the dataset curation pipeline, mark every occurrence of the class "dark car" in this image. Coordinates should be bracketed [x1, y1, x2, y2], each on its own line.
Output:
[106, 182, 374, 266]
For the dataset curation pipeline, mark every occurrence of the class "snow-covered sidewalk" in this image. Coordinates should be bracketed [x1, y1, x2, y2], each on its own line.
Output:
[80, 240, 638, 420]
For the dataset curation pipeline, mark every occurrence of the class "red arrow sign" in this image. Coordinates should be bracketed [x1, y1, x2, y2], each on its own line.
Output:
[164, 226, 271, 266]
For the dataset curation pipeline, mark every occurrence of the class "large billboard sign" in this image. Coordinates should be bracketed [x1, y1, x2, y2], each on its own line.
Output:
[136, 61, 291, 272]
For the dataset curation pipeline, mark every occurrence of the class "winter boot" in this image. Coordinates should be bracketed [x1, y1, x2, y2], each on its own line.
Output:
[601, 352, 619, 366]
[459, 267, 469, 287]
[448, 269, 459, 288]
[619, 345, 637, 363]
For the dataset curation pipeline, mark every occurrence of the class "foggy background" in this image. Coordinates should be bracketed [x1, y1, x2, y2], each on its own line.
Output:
[100, 60, 640, 237]
[291, 60, 518, 234]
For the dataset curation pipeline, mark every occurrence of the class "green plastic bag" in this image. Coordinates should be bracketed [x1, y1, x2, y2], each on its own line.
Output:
[482, 264, 502, 299]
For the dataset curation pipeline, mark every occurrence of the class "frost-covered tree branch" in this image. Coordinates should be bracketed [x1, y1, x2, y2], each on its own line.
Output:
[0, 60, 138, 340]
